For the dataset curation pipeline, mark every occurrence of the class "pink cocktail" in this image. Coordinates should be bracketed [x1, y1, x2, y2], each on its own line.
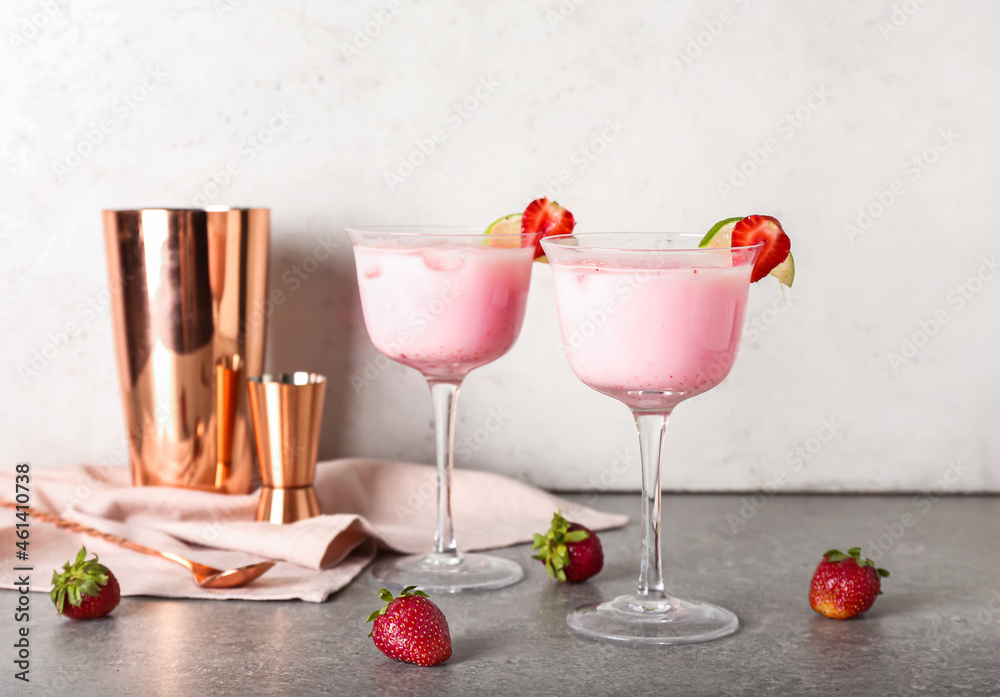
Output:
[543, 232, 761, 644]
[347, 226, 538, 593]
[552, 252, 751, 410]
[354, 244, 533, 378]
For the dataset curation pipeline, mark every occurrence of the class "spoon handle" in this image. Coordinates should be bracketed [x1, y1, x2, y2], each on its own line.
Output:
[0, 499, 181, 562]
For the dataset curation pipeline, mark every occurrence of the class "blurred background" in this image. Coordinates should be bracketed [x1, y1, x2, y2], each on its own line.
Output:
[2, 0, 997, 492]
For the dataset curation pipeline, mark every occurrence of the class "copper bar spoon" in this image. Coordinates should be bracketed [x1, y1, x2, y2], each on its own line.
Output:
[1, 501, 276, 589]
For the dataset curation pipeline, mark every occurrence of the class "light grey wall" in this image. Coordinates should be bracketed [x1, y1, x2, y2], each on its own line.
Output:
[2, 0, 996, 492]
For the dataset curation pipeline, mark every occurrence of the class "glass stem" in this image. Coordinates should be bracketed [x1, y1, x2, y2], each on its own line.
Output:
[428, 379, 462, 559]
[633, 410, 672, 600]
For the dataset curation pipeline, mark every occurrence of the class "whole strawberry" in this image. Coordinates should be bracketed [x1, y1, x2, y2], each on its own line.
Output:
[50, 546, 121, 620]
[532, 510, 603, 583]
[366, 586, 451, 667]
[809, 547, 889, 620]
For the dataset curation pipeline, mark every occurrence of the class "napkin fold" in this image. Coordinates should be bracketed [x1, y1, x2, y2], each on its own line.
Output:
[0, 459, 627, 602]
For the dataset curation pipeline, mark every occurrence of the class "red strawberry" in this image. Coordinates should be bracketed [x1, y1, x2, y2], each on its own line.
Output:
[730, 214, 791, 283]
[532, 510, 603, 583]
[366, 586, 451, 666]
[50, 546, 121, 620]
[809, 547, 889, 620]
[521, 197, 576, 259]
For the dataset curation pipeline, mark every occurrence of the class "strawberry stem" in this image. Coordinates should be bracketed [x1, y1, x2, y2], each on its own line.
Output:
[823, 547, 890, 578]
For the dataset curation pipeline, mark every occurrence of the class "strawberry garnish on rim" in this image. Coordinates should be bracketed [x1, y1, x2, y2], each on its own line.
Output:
[730, 215, 791, 283]
[522, 197, 576, 260]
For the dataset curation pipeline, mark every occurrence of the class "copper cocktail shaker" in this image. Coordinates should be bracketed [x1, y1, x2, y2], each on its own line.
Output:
[103, 208, 269, 493]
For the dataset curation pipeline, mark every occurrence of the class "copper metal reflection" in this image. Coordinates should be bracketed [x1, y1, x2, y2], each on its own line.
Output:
[103, 208, 269, 493]
[247, 373, 326, 524]
[0, 500, 276, 589]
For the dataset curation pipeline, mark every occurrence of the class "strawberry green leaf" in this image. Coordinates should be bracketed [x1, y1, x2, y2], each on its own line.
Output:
[51, 587, 66, 614]
[824, 550, 849, 563]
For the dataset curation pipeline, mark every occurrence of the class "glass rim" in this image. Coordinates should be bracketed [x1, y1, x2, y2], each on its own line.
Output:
[346, 225, 536, 240]
[540, 231, 765, 253]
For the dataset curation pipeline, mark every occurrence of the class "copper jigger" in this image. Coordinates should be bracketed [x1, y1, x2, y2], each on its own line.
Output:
[103, 208, 270, 494]
[247, 373, 326, 524]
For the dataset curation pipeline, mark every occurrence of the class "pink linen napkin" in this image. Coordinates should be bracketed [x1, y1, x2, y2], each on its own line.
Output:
[0, 459, 627, 602]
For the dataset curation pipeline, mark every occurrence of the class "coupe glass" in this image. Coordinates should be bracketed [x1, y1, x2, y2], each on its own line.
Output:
[542, 232, 763, 643]
[347, 226, 539, 593]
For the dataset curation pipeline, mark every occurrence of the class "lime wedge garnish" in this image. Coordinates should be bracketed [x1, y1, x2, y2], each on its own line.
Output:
[768, 251, 794, 286]
[701, 216, 793, 287]
[699, 217, 742, 248]
[484, 213, 522, 248]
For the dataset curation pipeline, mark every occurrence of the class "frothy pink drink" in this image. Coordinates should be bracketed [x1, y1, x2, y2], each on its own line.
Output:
[354, 244, 534, 378]
[551, 258, 752, 409]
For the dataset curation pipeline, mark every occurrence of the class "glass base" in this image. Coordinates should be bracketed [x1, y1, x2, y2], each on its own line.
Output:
[567, 593, 738, 644]
[370, 552, 524, 594]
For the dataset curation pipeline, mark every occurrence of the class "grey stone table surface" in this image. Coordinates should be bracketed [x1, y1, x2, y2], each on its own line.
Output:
[4, 493, 1000, 697]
